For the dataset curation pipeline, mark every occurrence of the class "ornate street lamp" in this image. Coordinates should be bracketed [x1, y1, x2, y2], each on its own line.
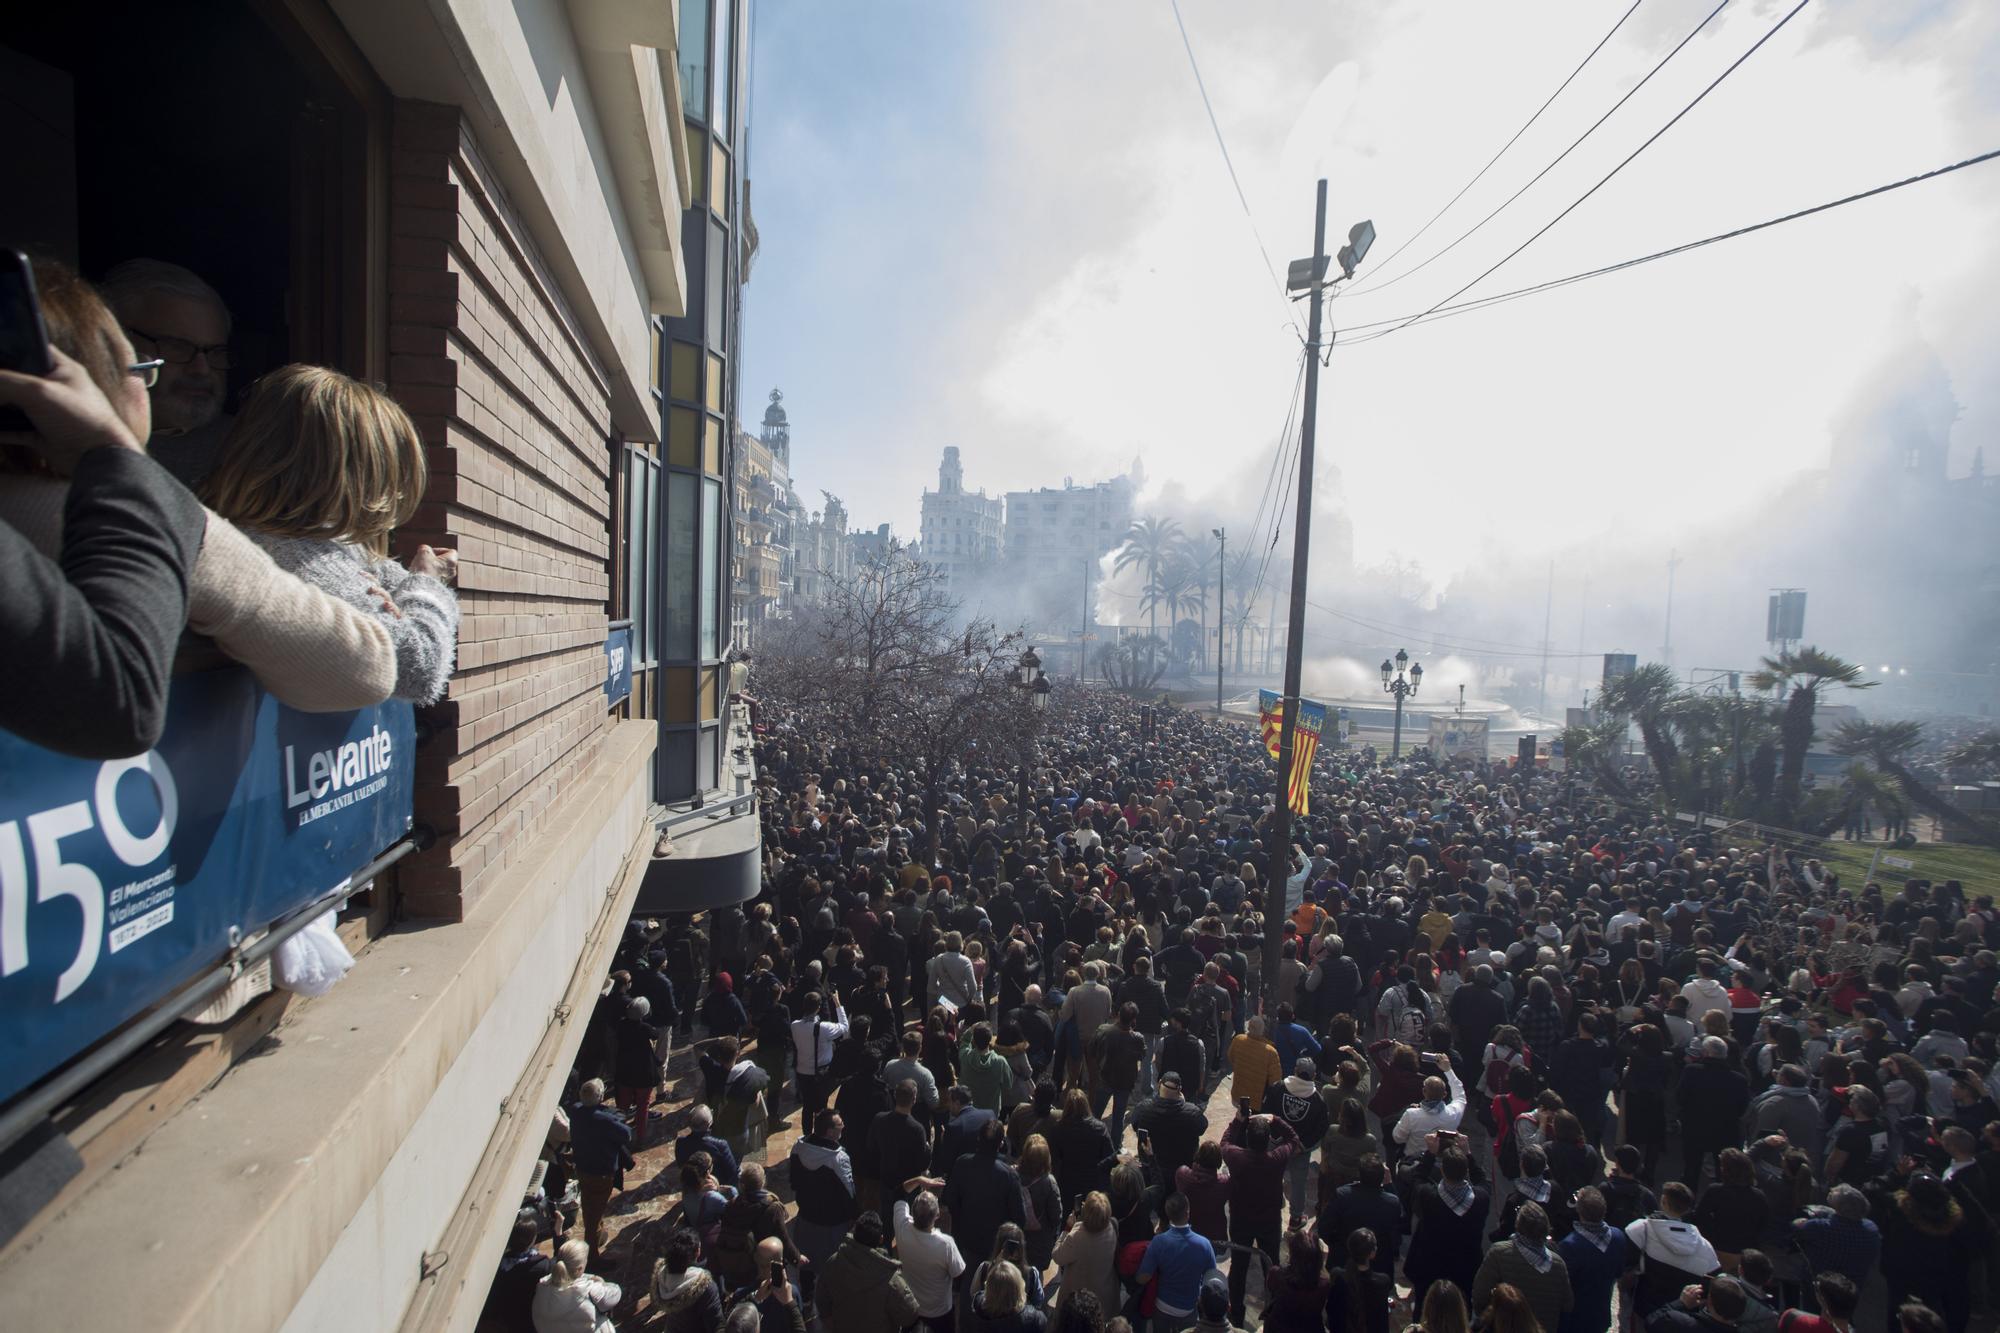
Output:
[1382, 649, 1422, 759]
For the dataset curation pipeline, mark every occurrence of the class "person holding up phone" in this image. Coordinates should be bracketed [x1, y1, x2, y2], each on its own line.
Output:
[0, 306, 205, 758]
[0, 258, 401, 732]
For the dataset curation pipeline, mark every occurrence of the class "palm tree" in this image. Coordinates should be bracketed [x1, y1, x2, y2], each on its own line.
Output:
[1835, 761, 1906, 839]
[1598, 663, 1683, 802]
[1748, 647, 1876, 811]
[1114, 516, 1184, 673]
[1832, 720, 2000, 847]
[1225, 550, 1259, 673]
[1186, 548, 1217, 673]
[1944, 729, 2000, 781]
[1562, 717, 1638, 804]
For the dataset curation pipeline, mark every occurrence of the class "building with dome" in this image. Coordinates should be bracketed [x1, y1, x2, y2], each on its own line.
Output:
[919, 446, 1004, 596]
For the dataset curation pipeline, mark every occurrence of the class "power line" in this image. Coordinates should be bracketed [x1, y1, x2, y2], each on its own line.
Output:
[1169, 0, 1301, 336]
[1345, 0, 1648, 295]
[1346, 0, 1727, 300]
[1332, 145, 2000, 344]
[1304, 598, 1612, 659]
[1353, 0, 1812, 345]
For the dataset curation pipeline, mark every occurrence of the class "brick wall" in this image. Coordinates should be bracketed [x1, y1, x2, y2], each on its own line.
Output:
[387, 102, 621, 920]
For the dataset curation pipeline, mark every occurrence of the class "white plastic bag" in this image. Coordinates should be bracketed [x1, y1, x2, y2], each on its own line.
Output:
[275, 910, 355, 997]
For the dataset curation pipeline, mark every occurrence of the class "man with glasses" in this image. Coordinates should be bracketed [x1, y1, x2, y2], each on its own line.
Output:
[100, 258, 233, 485]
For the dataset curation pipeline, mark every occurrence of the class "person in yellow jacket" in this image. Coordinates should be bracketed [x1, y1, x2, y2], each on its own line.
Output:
[1228, 1016, 1283, 1107]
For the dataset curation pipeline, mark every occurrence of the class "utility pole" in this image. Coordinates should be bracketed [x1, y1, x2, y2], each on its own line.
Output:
[1080, 557, 1092, 682]
[1266, 180, 1335, 1018]
[1661, 548, 1681, 666]
[1213, 527, 1226, 714]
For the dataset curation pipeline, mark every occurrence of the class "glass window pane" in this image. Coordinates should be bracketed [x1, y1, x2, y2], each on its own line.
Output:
[710, 142, 729, 220]
[679, 0, 708, 119]
[684, 120, 706, 198]
[642, 457, 659, 663]
[625, 450, 644, 643]
[711, 0, 731, 137]
[648, 322, 661, 395]
[706, 219, 726, 347]
[705, 352, 723, 411]
[664, 667, 696, 724]
[703, 415, 722, 476]
[671, 341, 701, 401]
[668, 406, 701, 469]
[700, 666, 720, 720]
[701, 477, 721, 659]
[665, 471, 696, 658]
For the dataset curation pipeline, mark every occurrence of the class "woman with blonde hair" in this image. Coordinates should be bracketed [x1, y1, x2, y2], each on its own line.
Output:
[0, 261, 398, 716]
[1018, 1133, 1063, 1271]
[531, 1238, 621, 1333]
[967, 1258, 1046, 1332]
[1051, 1190, 1120, 1315]
[204, 364, 459, 703]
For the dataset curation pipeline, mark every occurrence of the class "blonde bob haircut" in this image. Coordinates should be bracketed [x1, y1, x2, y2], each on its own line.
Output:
[205, 364, 425, 555]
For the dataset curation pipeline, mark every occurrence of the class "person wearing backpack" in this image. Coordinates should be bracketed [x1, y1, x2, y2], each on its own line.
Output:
[712, 1161, 802, 1291]
[1377, 975, 1434, 1046]
[1477, 1025, 1532, 1132]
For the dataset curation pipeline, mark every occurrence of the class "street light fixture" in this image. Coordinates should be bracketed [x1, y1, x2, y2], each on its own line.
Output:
[1017, 646, 1042, 689]
[1382, 649, 1421, 759]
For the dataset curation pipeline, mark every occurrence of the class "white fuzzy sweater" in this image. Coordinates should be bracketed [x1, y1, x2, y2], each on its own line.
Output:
[0, 476, 397, 711]
[252, 534, 460, 705]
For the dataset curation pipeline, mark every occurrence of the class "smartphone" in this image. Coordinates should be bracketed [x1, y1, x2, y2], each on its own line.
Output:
[1135, 1128, 1152, 1149]
[0, 249, 53, 431]
[769, 1258, 785, 1285]
[1238, 1097, 1252, 1117]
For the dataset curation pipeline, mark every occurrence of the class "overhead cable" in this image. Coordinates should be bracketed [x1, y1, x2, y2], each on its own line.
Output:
[1345, 0, 1650, 295]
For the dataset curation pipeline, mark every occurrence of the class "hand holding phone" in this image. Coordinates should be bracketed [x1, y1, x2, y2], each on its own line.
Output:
[0, 343, 142, 471]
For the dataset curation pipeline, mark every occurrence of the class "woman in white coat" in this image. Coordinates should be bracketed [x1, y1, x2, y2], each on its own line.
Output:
[532, 1240, 622, 1333]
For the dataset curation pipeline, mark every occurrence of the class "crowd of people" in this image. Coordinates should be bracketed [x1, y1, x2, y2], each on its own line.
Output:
[484, 687, 2000, 1333]
[1, 255, 458, 763]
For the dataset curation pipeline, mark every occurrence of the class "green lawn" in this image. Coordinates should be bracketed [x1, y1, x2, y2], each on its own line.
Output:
[1815, 838, 2000, 895]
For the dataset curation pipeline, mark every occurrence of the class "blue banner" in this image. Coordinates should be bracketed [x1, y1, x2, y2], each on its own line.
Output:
[0, 670, 415, 1107]
[604, 623, 633, 706]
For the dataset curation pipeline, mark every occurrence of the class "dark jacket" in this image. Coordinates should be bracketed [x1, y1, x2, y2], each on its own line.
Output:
[813, 1239, 921, 1333]
[1222, 1113, 1300, 1229]
[613, 1014, 663, 1088]
[869, 1109, 932, 1207]
[1677, 1061, 1751, 1151]
[672, 1131, 739, 1185]
[789, 1134, 858, 1228]
[649, 1264, 725, 1333]
[714, 1187, 801, 1287]
[1448, 981, 1508, 1063]
[1157, 1028, 1208, 1094]
[942, 1145, 1026, 1266]
[931, 1106, 997, 1175]
[1473, 1239, 1574, 1333]
[478, 1246, 550, 1333]
[1319, 1182, 1404, 1277]
[1404, 1181, 1489, 1299]
[1048, 1113, 1116, 1205]
[2, 446, 208, 759]
[1130, 1094, 1210, 1179]
[568, 1101, 633, 1177]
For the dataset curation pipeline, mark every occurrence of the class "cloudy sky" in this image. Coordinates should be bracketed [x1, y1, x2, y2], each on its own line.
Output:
[741, 0, 2000, 590]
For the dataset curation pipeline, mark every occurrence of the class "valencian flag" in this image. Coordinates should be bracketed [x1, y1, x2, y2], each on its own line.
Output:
[1259, 689, 1327, 814]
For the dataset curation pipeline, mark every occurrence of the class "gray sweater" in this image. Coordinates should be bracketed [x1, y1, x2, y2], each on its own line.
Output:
[254, 534, 459, 704]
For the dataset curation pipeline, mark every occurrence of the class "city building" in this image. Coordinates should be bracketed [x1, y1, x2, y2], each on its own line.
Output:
[794, 490, 858, 605]
[731, 396, 799, 645]
[919, 445, 1004, 595]
[1003, 467, 1138, 572]
[0, 0, 758, 1327]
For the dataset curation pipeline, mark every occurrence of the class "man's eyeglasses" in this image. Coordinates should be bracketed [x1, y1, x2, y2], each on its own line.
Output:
[126, 327, 230, 369]
[129, 358, 166, 389]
